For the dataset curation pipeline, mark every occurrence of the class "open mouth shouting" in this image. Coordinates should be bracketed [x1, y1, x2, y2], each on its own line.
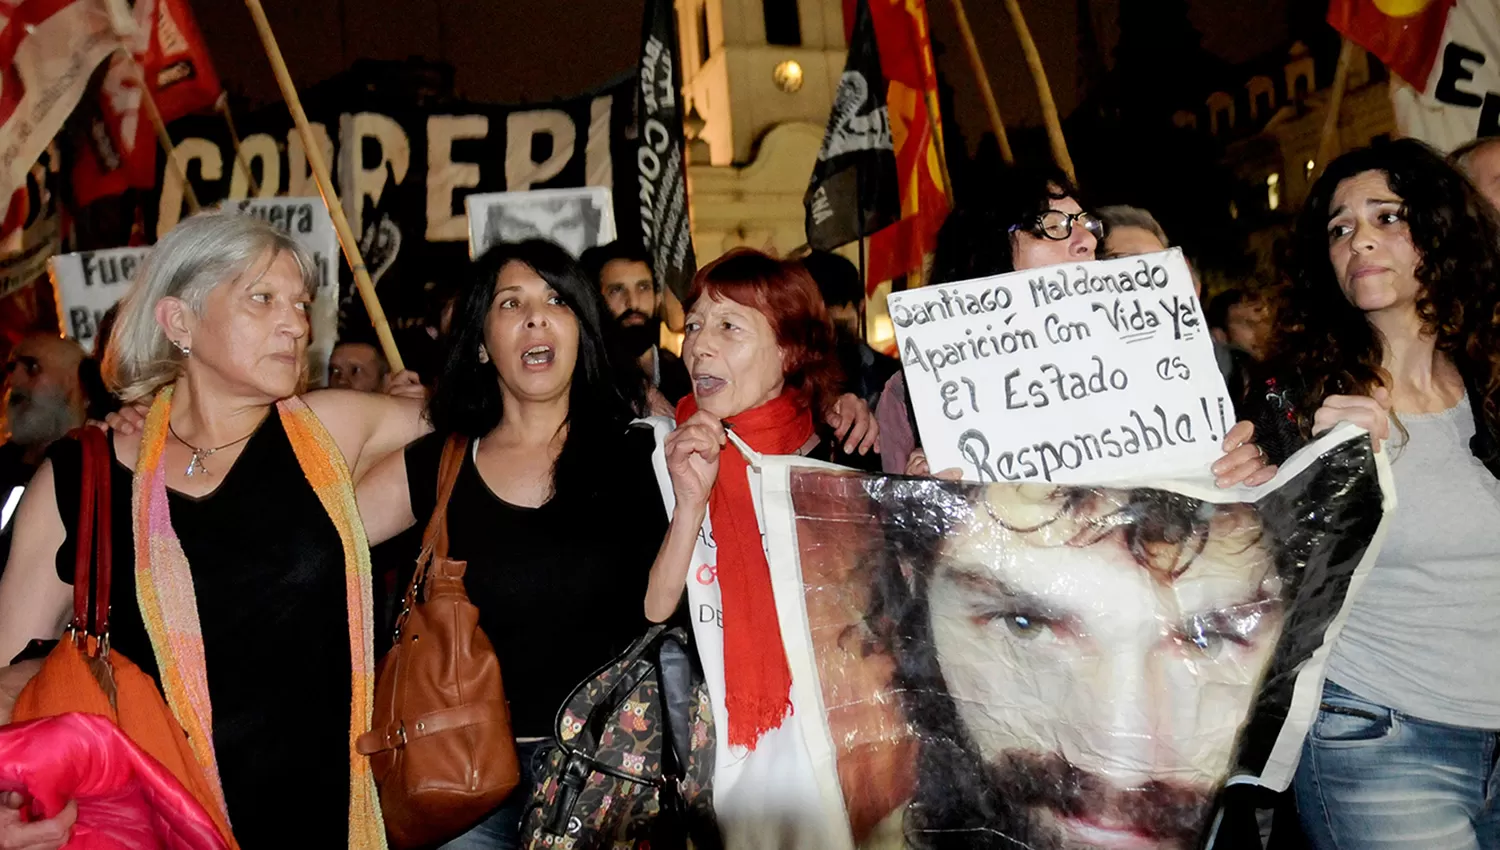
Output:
[692, 372, 728, 397]
[522, 344, 555, 369]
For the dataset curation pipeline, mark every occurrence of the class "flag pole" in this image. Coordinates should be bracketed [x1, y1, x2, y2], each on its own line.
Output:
[241, 0, 404, 371]
[855, 164, 869, 341]
[130, 55, 200, 214]
[923, 88, 955, 207]
[217, 93, 262, 196]
[947, 0, 1014, 165]
[1002, 0, 1076, 183]
[1315, 38, 1358, 181]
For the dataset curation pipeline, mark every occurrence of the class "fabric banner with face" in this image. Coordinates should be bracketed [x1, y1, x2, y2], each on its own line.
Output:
[729, 424, 1391, 850]
[465, 186, 617, 260]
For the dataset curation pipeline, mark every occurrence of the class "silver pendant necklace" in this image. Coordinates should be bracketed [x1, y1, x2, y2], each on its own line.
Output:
[168, 424, 255, 478]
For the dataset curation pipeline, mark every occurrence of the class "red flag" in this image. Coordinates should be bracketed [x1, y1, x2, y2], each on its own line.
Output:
[1327, 0, 1456, 89]
[72, 0, 222, 206]
[0, 0, 126, 235]
[845, 0, 950, 290]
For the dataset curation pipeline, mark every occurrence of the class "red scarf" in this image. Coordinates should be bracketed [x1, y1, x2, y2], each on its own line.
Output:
[677, 391, 813, 749]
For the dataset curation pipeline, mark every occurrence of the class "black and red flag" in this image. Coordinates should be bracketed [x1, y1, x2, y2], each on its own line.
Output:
[804, 0, 900, 252]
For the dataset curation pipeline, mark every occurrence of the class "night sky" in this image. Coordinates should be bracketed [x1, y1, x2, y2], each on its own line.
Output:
[197, 0, 1296, 153]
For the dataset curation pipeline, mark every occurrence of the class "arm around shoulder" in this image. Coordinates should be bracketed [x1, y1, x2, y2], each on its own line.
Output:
[302, 389, 431, 484]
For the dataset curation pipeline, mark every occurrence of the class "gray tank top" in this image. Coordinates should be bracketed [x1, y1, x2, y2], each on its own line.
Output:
[1326, 394, 1500, 728]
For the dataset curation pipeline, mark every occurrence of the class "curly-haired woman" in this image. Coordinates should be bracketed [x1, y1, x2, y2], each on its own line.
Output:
[1250, 139, 1500, 848]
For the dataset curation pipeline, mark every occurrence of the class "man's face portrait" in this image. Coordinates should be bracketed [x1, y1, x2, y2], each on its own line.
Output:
[921, 486, 1284, 849]
[779, 436, 1383, 850]
[485, 196, 597, 257]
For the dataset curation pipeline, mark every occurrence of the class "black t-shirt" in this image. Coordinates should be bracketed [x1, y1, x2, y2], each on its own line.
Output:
[658, 348, 692, 404]
[403, 425, 667, 737]
[49, 420, 351, 849]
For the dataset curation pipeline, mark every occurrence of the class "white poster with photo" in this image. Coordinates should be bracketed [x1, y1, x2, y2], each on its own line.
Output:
[888, 249, 1231, 484]
[465, 186, 616, 259]
[221, 197, 340, 385]
[48, 248, 153, 353]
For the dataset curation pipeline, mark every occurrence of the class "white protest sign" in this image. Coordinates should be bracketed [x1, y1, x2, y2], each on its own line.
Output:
[223, 198, 340, 385]
[48, 248, 153, 354]
[888, 249, 1232, 484]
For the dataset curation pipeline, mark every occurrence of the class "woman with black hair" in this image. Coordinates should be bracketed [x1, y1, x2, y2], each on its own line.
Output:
[1250, 139, 1500, 848]
[357, 240, 664, 850]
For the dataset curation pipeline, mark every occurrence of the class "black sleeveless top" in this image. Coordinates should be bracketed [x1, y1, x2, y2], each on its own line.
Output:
[403, 425, 667, 738]
[49, 416, 351, 849]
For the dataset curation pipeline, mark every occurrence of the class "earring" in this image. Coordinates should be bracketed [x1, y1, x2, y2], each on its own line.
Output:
[478, 345, 490, 364]
[172, 339, 191, 357]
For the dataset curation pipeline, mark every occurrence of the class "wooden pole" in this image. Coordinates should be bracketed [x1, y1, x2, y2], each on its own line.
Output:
[1002, 0, 1076, 183]
[1315, 39, 1358, 181]
[923, 87, 955, 207]
[131, 56, 200, 214]
[947, 0, 1014, 165]
[242, 0, 404, 371]
[217, 93, 262, 196]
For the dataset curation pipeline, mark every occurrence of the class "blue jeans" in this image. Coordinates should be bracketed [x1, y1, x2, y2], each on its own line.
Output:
[437, 740, 546, 850]
[1295, 680, 1500, 850]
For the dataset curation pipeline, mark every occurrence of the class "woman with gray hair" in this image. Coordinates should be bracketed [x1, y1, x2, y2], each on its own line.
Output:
[0, 212, 429, 849]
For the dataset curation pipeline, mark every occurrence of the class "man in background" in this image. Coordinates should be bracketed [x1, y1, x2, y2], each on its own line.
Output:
[328, 341, 390, 393]
[801, 250, 898, 409]
[0, 333, 92, 570]
[1452, 136, 1500, 211]
[1098, 205, 1253, 402]
[582, 241, 691, 407]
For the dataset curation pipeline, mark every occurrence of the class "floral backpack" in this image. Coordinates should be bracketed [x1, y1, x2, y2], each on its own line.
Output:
[521, 624, 721, 850]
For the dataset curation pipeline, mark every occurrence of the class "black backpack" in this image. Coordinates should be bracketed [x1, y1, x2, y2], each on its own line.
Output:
[521, 624, 722, 850]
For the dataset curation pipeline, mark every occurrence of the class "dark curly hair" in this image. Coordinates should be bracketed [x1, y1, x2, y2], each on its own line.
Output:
[684, 248, 844, 415]
[1278, 139, 1500, 435]
[427, 240, 643, 499]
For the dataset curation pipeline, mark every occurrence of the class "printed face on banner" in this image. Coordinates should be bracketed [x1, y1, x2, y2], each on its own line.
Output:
[468, 187, 616, 259]
[782, 433, 1386, 849]
[887, 249, 1231, 485]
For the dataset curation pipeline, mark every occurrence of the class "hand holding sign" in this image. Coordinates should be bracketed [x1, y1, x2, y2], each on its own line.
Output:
[890, 250, 1248, 485]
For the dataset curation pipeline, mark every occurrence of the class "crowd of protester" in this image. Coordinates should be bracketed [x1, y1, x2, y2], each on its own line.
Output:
[0, 134, 1494, 850]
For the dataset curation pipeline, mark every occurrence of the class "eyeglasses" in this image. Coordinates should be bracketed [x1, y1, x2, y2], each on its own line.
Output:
[1010, 210, 1106, 242]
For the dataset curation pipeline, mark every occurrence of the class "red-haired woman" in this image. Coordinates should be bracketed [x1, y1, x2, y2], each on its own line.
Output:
[643, 249, 874, 849]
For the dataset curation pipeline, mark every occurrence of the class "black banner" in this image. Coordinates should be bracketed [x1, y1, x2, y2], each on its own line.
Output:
[143, 74, 638, 370]
[804, 0, 899, 252]
[636, 0, 697, 300]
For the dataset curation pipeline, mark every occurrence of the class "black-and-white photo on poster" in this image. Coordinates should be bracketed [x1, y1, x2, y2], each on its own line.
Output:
[465, 186, 616, 259]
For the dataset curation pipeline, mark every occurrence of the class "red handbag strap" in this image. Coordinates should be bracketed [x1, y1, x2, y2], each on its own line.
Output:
[68, 428, 112, 637]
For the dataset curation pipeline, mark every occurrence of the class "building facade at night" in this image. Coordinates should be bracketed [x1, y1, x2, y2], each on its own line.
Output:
[1177, 40, 1397, 279]
[676, 0, 845, 261]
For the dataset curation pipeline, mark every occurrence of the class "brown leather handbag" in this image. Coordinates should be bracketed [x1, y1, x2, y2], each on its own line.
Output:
[357, 435, 520, 849]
